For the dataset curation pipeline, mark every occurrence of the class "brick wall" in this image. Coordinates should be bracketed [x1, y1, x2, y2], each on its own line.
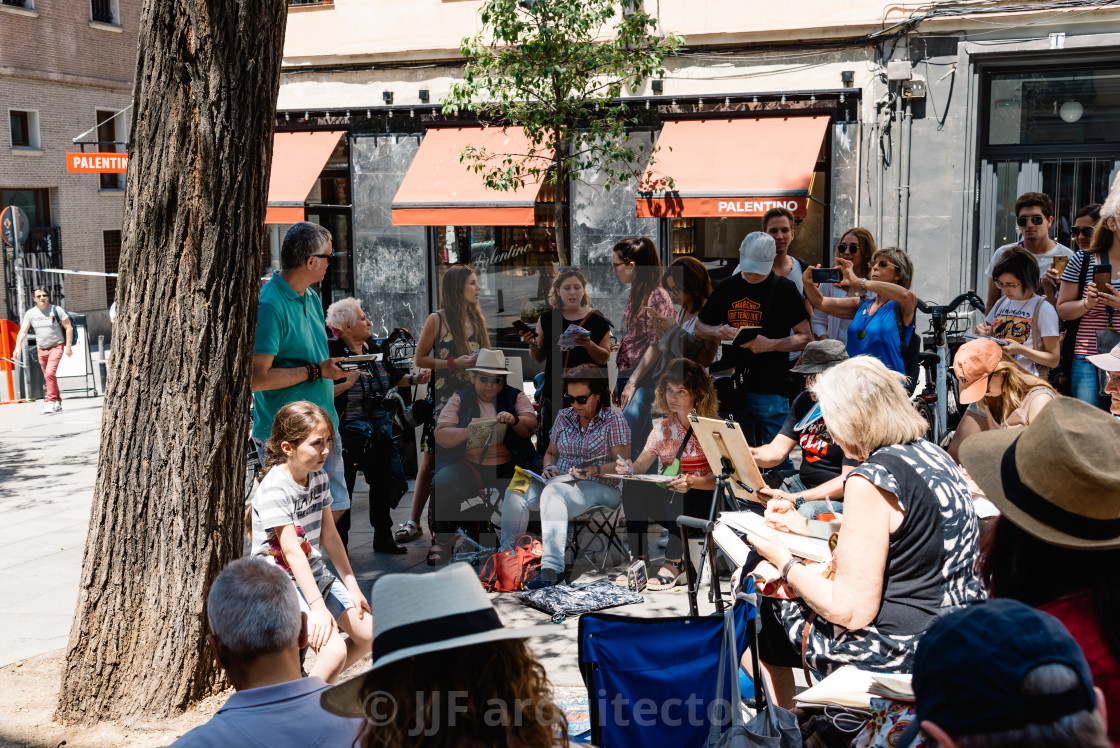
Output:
[0, 0, 140, 322]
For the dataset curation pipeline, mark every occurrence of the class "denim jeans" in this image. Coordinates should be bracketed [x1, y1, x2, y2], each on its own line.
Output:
[339, 414, 408, 544]
[1071, 354, 1110, 411]
[255, 431, 350, 512]
[731, 392, 793, 471]
[500, 479, 622, 575]
[618, 373, 656, 461]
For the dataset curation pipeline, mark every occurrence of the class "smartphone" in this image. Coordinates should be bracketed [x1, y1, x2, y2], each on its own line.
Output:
[811, 267, 843, 284]
[512, 319, 533, 335]
[1051, 255, 1070, 275]
[1094, 264, 1113, 291]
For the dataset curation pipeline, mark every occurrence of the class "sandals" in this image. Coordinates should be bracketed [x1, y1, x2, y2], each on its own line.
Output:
[647, 559, 687, 592]
[426, 540, 456, 567]
[394, 520, 422, 543]
[614, 557, 647, 588]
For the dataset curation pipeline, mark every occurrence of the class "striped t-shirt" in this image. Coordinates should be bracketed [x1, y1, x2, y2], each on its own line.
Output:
[1061, 252, 1118, 355]
[250, 466, 332, 586]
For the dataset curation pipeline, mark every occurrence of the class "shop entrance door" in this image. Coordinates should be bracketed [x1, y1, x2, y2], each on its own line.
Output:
[976, 155, 1119, 279]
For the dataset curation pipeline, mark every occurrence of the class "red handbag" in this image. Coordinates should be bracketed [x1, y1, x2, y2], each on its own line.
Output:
[480, 535, 543, 592]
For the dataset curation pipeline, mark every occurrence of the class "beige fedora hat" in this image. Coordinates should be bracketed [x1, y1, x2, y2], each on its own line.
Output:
[320, 563, 555, 719]
[959, 397, 1120, 550]
[467, 348, 511, 376]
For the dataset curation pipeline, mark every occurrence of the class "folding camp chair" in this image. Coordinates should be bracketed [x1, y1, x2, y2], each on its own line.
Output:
[578, 580, 762, 748]
[566, 502, 628, 575]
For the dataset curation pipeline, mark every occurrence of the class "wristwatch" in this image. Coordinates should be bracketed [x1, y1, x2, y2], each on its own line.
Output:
[794, 493, 806, 509]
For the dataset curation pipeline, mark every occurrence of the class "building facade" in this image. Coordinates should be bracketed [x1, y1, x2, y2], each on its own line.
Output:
[275, 0, 1120, 359]
[0, 0, 140, 336]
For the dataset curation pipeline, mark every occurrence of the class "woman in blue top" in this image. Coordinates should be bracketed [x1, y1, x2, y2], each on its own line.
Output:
[803, 246, 918, 377]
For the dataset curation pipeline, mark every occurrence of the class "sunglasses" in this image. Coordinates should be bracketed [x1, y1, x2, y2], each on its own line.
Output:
[1016, 215, 1046, 226]
[873, 260, 897, 270]
[34, 294, 48, 299]
[558, 265, 581, 273]
[311, 253, 332, 262]
[994, 281, 1021, 290]
[476, 374, 505, 384]
[564, 393, 594, 405]
[836, 242, 860, 254]
[1070, 226, 1095, 238]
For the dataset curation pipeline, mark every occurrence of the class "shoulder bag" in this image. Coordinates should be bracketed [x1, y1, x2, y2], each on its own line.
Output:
[1056, 251, 1092, 392]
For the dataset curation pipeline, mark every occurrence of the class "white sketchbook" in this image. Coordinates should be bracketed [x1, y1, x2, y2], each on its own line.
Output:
[720, 510, 831, 563]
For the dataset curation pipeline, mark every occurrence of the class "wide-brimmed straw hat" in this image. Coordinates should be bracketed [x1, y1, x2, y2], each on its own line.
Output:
[468, 348, 511, 376]
[321, 563, 555, 718]
[959, 397, 1120, 550]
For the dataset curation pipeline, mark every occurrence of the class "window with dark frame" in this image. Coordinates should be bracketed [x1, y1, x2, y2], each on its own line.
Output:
[90, 0, 116, 24]
[96, 110, 123, 190]
[0, 0, 30, 8]
[9, 111, 30, 147]
[103, 230, 122, 303]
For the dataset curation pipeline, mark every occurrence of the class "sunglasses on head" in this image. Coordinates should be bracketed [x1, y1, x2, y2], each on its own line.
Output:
[558, 265, 581, 273]
[564, 393, 594, 405]
[836, 242, 860, 254]
[1016, 215, 1046, 226]
[476, 374, 505, 384]
[1070, 226, 1095, 238]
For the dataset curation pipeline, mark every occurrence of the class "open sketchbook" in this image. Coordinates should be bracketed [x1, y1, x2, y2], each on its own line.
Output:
[795, 665, 913, 709]
[720, 511, 831, 563]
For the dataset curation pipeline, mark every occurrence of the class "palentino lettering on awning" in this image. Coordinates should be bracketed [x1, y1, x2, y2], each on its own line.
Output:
[66, 152, 128, 173]
[635, 117, 829, 219]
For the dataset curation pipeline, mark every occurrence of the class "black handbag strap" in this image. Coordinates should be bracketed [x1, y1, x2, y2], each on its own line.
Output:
[671, 426, 694, 464]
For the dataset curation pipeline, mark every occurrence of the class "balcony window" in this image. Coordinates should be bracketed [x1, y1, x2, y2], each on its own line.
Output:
[90, 0, 117, 24]
[9, 110, 39, 149]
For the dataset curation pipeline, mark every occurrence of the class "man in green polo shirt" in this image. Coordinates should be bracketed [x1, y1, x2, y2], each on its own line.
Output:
[251, 222, 350, 516]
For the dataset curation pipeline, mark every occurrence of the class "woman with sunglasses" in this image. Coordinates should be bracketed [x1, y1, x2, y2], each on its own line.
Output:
[1058, 178, 1120, 410]
[946, 338, 1057, 462]
[520, 267, 611, 455]
[612, 237, 674, 460]
[499, 365, 630, 588]
[613, 359, 718, 590]
[1072, 204, 1102, 252]
[802, 247, 918, 377]
[402, 265, 487, 550]
[811, 228, 875, 344]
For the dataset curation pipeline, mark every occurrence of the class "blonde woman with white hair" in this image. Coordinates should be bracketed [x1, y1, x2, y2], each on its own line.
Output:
[326, 297, 430, 552]
[746, 355, 982, 705]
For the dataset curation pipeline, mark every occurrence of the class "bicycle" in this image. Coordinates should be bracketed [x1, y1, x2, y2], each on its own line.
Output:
[913, 291, 985, 447]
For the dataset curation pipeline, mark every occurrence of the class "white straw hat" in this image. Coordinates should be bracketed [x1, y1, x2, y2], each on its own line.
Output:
[467, 348, 511, 376]
[321, 563, 555, 718]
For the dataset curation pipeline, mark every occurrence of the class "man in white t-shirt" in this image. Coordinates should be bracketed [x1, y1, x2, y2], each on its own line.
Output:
[984, 192, 1074, 313]
[12, 287, 73, 414]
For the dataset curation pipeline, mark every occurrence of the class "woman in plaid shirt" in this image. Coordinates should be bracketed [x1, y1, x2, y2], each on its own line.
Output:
[500, 365, 630, 588]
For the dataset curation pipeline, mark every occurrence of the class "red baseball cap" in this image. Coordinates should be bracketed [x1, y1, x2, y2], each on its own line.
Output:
[954, 338, 1004, 404]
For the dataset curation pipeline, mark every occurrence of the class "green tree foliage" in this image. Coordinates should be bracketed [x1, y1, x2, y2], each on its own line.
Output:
[444, 0, 681, 264]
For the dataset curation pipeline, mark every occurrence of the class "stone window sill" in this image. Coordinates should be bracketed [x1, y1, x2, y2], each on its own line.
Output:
[10, 147, 43, 156]
[89, 20, 122, 32]
[0, 5, 39, 18]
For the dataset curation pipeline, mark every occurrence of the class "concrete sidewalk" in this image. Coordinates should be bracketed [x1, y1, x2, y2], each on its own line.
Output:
[0, 396, 103, 667]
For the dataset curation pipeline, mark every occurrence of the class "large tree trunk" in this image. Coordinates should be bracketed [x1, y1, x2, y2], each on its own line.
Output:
[55, 0, 287, 724]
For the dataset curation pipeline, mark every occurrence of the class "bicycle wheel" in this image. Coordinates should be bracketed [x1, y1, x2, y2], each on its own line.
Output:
[913, 398, 935, 442]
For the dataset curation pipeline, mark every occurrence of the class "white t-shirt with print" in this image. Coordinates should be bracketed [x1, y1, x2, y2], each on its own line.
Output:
[984, 295, 1059, 375]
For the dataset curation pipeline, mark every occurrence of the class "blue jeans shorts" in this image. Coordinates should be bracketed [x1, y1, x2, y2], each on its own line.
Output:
[295, 576, 353, 621]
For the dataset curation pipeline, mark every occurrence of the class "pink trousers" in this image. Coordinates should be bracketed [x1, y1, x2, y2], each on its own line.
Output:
[37, 344, 64, 402]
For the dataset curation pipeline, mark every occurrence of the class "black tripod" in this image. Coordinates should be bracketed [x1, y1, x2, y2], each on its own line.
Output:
[681, 455, 753, 616]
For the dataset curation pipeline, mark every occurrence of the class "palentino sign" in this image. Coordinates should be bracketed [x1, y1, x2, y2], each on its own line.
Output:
[66, 152, 128, 174]
[635, 195, 808, 218]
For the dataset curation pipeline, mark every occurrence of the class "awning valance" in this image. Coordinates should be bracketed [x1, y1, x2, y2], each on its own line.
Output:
[265, 130, 344, 224]
[636, 116, 830, 218]
[392, 127, 551, 227]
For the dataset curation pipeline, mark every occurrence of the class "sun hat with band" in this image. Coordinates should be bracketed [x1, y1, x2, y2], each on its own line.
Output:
[896, 599, 1098, 747]
[468, 348, 511, 376]
[320, 563, 555, 718]
[959, 397, 1120, 550]
[953, 337, 1004, 405]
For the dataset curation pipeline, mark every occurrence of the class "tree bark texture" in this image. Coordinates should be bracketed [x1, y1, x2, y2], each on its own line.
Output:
[55, 0, 287, 723]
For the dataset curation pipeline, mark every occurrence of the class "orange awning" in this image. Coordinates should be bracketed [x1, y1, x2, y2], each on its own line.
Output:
[392, 127, 552, 226]
[265, 130, 344, 224]
[636, 116, 830, 218]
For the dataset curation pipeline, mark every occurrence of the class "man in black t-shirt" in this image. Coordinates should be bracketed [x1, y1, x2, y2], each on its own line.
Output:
[750, 340, 857, 518]
[696, 232, 811, 457]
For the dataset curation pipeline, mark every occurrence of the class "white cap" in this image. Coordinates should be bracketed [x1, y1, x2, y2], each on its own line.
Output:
[735, 231, 776, 276]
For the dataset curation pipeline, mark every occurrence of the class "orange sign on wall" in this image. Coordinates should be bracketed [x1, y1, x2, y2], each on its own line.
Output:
[66, 152, 128, 173]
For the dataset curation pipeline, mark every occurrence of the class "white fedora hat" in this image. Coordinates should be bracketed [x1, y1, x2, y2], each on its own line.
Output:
[321, 563, 555, 718]
[468, 348, 511, 376]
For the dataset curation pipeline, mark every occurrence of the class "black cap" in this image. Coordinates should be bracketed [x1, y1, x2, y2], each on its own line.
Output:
[790, 339, 848, 374]
[904, 599, 1095, 742]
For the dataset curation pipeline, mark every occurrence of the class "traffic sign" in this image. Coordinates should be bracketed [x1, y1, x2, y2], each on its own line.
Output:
[0, 206, 30, 248]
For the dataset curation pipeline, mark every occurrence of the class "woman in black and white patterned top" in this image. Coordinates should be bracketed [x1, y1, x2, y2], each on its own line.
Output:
[747, 355, 982, 705]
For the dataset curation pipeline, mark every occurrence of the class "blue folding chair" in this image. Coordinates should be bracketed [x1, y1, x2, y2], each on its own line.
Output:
[578, 579, 762, 748]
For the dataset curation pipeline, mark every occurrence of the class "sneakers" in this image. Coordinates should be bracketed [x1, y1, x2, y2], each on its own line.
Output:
[52, 401, 62, 413]
[43, 402, 54, 415]
[526, 569, 563, 590]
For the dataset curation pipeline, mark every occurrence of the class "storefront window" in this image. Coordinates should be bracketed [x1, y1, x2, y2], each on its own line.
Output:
[988, 67, 1120, 147]
[435, 225, 559, 349]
